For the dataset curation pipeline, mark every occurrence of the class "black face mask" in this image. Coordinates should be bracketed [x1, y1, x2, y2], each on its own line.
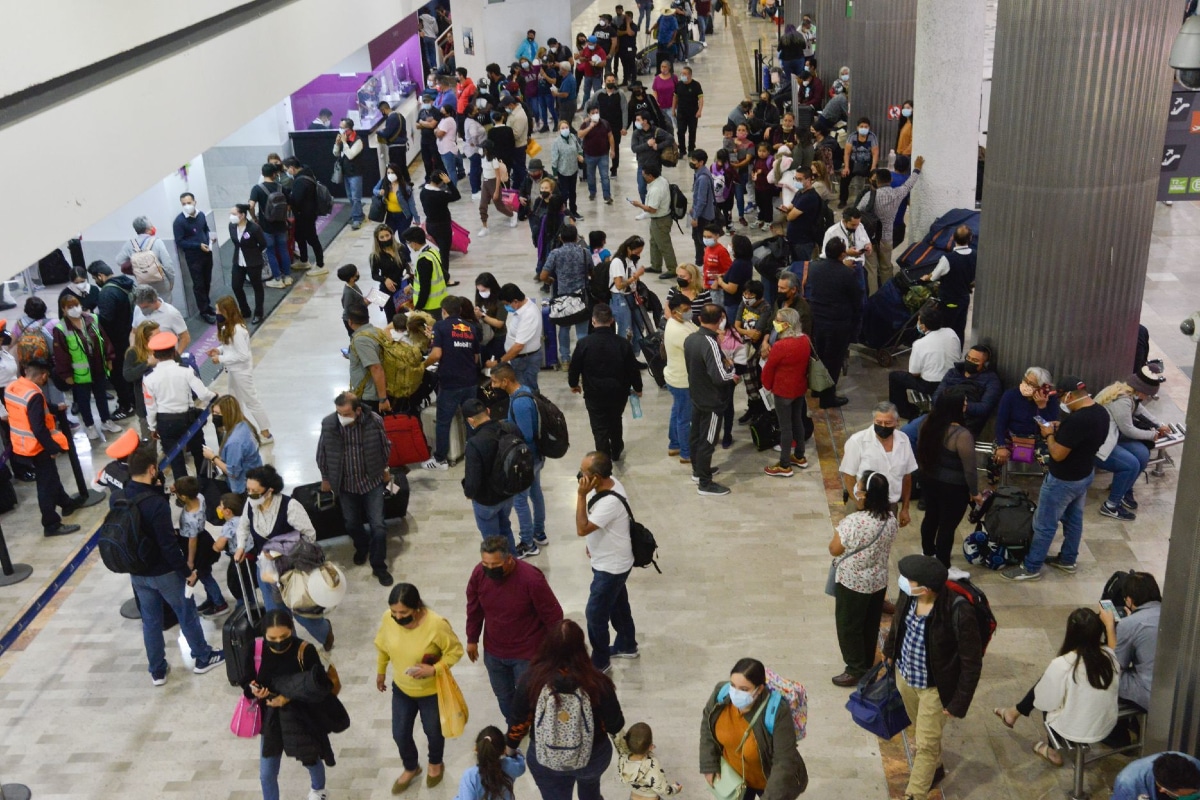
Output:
[393, 614, 415, 627]
[540, 191, 551, 200]
[955, 360, 979, 375]
[677, 277, 690, 288]
[874, 424, 895, 440]
[482, 565, 507, 581]
[214, 313, 226, 325]
[267, 636, 293, 654]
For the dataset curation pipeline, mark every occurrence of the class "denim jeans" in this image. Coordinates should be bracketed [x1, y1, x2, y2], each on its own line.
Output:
[261, 741, 325, 800]
[435, 384, 476, 462]
[1095, 441, 1146, 506]
[261, 229, 292, 280]
[528, 734, 613, 800]
[130, 571, 214, 676]
[581, 75, 604, 108]
[557, 320, 588, 362]
[468, 154, 483, 194]
[586, 568, 637, 669]
[259, 558, 331, 645]
[340, 481, 388, 572]
[609, 294, 643, 351]
[473, 498, 516, 551]
[441, 152, 463, 184]
[667, 385, 693, 458]
[513, 458, 546, 545]
[345, 174, 364, 224]
[198, 571, 226, 608]
[1024, 472, 1095, 572]
[637, 169, 648, 203]
[483, 650, 530, 720]
[734, 181, 747, 218]
[511, 352, 541, 392]
[421, 36, 437, 70]
[901, 414, 924, 450]
[392, 685, 445, 770]
[585, 154, 612, 200]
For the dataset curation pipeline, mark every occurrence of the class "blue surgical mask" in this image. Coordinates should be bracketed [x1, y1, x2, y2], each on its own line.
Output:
[901, 108, 912, 118]
[858, 126, 870, 136]
[702, 237, 716, 247]
[504, 304, 516, 314]
[898, 576, 914, 596]
[728, 686, 756, 710]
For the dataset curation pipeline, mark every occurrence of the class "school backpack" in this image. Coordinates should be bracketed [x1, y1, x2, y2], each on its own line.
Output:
[129, 238, 167, 285]
[491, 420, 535, 498]
[715, 675, 808, 741]
[587, 490, 660, 573]
[1102, 569, 1136, 607]
[14, 320, 51, 367]
[589, 255, 613, 304]
[315, 181, 335, 216]
[668, 183, 689, 222]
[944, 578, 998, 655]
[533, 684, 595, 771]
[353, 329, 426, 399]
[855, 188, 883, 243]
[263, 187, 290, 223]
[97, 493, 158, 574]
[517, 388, 570, 459]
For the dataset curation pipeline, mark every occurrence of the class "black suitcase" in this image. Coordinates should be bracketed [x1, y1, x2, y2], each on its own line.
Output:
[292, 481, 347, 541]
[38, 248, 72, 285]
[385, 473, 410, 520]
[223, 559, 262, 686]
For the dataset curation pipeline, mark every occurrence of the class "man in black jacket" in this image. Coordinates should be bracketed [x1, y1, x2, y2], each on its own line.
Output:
[125, 446, 225, 685]
[282, 157, 327, 275]
[806, 237, 861, 408]
[684, 304, 739, 496]
[594, 77, 628, 176]
[461, 399, 516, 551]
[372, 100, 409, 179]
[88, 262, 137, 418]
[171, 192, 217, 322]
[568, 303, 642, 462]
[882, 555, 982, 800]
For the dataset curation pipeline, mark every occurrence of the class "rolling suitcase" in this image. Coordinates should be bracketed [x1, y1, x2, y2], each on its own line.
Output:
[385, 413, 431, 466]
[421, 406, 467, 465]
[541, 302, 558, 369]
[223, 559, 263, 686]
[292, 482, 347, 541]
[384, 473, 410, 519]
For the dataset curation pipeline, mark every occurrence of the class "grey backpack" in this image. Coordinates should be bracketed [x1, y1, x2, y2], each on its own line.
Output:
[533, 684, 594, 771]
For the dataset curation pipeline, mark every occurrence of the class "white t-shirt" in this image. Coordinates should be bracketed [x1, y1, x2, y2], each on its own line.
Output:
[822, 221, 871, 255]
[481, 157, 503, 182]
[907, 327, 961, 383]
[132, 301, 188, 337]
[609, 257, 633, 295]
[504, 300, 542, 354]
[586, 477, 635, 574]
[839, 427, 918, 504]
[436, 116, 459, 155]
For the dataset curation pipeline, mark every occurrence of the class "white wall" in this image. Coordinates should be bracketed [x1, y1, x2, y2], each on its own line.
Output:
[479, 0, 575, 69]
[0, 0, 419, 278]
[329, 45, 374, 75]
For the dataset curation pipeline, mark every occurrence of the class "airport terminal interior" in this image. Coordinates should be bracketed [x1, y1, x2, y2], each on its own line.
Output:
[1, 0, 1198, 799]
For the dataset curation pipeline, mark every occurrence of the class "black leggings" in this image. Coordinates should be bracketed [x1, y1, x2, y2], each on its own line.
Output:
[919, 476, 970, 568]
[294, 216, 324, 267]
[232, 262, 265, 318]
[426, 220, 452, 282]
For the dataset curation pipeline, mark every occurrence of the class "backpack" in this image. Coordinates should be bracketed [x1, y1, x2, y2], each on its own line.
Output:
[315, 181, 335, 216]
[981, 486, 1035, 549]
[856, 188, 883, 243]
[659, 132, 680, 167]
[752, 236, 789, 281]
[491, 420, 535, 497]
[587, 490, 660, 573]
[1102, 569, 1136, 608]
[129, 238, 167, 285]
[524, 389, 570, 459]
[533, 684, 594, 771]
[353, 329, 426, 399]
[14, 320, 50, 366]
[97, 493, 158, 574]
[263, 187, 289, 223]
[715, 678, 807, 740]
[589, 256, 613, 304]
[668, 183, 689, 232]
[944, 578, 997, 655]
[818, 198, 835, 238]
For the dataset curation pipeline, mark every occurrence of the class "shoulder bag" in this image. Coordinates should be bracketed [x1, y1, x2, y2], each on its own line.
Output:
[230, 639, 263, 738]
[709, 697, 768, 800]
[805, 334, 835, 394]
[825, 518, 888, 597]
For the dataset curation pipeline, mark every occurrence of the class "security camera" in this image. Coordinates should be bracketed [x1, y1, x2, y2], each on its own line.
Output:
[1170, 15, 1200, 90]
[1181, 312, 1200, 342]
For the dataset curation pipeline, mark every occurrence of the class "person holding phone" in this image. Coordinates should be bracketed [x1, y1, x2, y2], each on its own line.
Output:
[375, 583, 465, 794]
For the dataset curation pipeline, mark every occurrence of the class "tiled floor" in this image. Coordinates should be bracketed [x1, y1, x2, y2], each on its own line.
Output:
[0, 4, 1191, 800]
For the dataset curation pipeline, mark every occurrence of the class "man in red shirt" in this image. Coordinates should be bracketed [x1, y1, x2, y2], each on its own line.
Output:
[465, 536, 564, 718]
[701, 227, 732, 293]
[578, 36, 609, 107]
[455, 67, 477, 115]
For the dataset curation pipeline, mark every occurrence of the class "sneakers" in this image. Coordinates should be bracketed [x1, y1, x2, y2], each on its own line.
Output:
[111, 407, 135, 421]
[283, 276, 294, 287]
[691, 467, 720, 482]
[291, 261, 311, 270]
[193, 650, 226, 674]
[515, 541, 541, 559]
[605, 198, 614, 205]
[472, 192, 482, 202]
[101, 420, 123, 434]
[308, 790, 328, 800]
[601, 664, 614, 676]
[1045, 555, 1077, 574]
[1121, 491, 1139, 511]
[200, 602, 230, 618]
[195, 599, 215, 616]
[477, 227, 490, 237]
[375, 570, 395, 586]
[790, 456, 809, 469]
[509, 215, 519, 228]
[610, 647, 640, 659]
[1100, 501, 1136, 521]
[698, 481, 732, 496]
[721, 433, 733, 449]
[151, 664, 171, 687]
[534, 534, 550, 547]
[265, 278, 286, 289]
[422, 457, 450, 470]
[86, 425, 102, 441]
[44, 523, 81, 537]
[947, 566, 971, 582]
[1000, 565, 1042, 582]
[764, 465, 793, 478]
[306, 266, 329, 277]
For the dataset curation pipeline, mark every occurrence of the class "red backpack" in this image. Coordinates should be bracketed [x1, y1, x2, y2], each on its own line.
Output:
[945, 578, 997, 654]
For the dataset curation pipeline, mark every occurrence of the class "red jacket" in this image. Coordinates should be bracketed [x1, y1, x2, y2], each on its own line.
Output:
[761, 335, 811, 399]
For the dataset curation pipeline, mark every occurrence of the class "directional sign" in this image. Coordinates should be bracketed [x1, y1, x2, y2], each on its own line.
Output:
[887, 105, 902, 120]
[1159, 90, 1200, 201]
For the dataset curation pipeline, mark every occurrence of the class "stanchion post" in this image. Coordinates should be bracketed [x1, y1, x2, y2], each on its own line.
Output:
[0, 775, 33, 800]
[0, 522, 33, 587]
[52, 410, 105, 508]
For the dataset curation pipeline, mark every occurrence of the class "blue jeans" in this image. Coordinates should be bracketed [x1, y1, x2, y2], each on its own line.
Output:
[483, 651, 530, 720]
[198, 571, 226, 608]
[1025, 472, 1095, 572]
[1095, 440, 1147, 506]
[345, 174, 364, 224]
[473, 498, 516, 551]
[392, 685, 445, 770]
[421, 36, 437, 69]
[261, 741, 325, 800]
[586, 568, 637, 669]
[585, 154, 611, 200]
[441, 152, 463, 184]
[637, 169, 648, 203]
[259, 558, 331, 645]
[528, 733, 613, 800]
[558, 320, 588, 362]
[261, 229, 292, 280]
[513, 458, 545, 545]
[734, 181, 747, 218]
[340, 482, 388, 572]
[581, 75, 604, 108]
[511, 352, 541, 392]
[667, 385, 693, 458]
[637, 5, 652, 32]
[468, 154, 483, 194]
[130, 571, 214, 676]
[901, 415, 924, 449]
[436, 384, 476, 462]
[609, 294, 643, 351]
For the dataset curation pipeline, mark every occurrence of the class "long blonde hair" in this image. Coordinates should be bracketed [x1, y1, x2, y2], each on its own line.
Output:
[215, 296, 246, 345]
[677, 263, 703, 294]
[214, 394, 260, 446]
[132, 320, 160, 362]
[1094, 381, 1134, 407]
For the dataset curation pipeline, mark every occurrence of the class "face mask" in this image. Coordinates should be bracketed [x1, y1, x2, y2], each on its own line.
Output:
[182, 204, 196, 216]
[736, 130, 747, 139]
[727, 687, 756, 710]
[392, 614, 415, 626]
[742, 296, 757, 306]
[676, 277, 690, 288]
[898, 575, 914, 596]
[540, 191, 551, 199]
[718, 318, 727, 331]
[590, 113, 601, 123]
[482, 565, 507, 581]
[955, 360, 978, 375]
[66, 306, 83, 319]
[338, 413, 356, 427]
[386, 172, 397, 182]
[267, 636, 293, 654]
[560, 129, 570, 138]
[902, 108, 913, 118]
[858, 127, 869, 136]
[230, 214, 241, 225]
[874, 424, 894, 439]
[421, 102, 432, 109]
[840, 72, 851, 82]
[1019, 382, 1036, 398]
[607, 84, 617, 91]
[478, 289, 491, 299]
[504, 304, 516, 314]
[248, 494, 266, 508]
[682, 75, 690, 83]
[67, 282, 88, 296]
[629, 254, 640, 263]
[521, 61, 530, 69]
[773, 321, 786, 333]
[702, 237, 716, 247]
[1058, 395, 1073, 414]
[634, 121, 644, 130]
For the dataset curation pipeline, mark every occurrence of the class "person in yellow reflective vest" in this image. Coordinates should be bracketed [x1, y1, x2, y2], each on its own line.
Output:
[3, 359, 80, 536]
[401, 227, 450, 312]
[51, 293, 120, 443]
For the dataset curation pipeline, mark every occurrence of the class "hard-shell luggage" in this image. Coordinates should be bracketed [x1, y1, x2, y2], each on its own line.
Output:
[421, 406, 467, 465]
[385, 413, 431, 467]
[223, 558, 263, 687]
[292, 482, 347, 541]
[384, 474, 410, 520]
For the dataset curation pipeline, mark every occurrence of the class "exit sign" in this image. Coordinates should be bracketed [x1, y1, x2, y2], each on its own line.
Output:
[846, 0, 854, 18]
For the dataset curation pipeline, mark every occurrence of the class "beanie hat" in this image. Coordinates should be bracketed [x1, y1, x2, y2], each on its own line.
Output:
[1127, 365, 1165, 397]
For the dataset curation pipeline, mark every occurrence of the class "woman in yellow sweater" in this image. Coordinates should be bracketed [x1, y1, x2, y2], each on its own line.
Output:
[375, 583, 465, 794]
[895, 99, 913, 174]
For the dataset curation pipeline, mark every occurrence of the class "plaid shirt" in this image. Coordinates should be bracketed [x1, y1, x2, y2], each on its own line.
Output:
[338, 420, 381, 494]
[860, 169, 919, 243]
[898, 602, 931, 688]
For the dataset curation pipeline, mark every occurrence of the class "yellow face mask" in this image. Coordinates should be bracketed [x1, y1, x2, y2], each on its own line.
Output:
[773, 321, 787, 333]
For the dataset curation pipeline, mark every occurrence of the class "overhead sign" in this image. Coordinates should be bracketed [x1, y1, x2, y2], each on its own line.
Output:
[1159, 89, 1200, 201]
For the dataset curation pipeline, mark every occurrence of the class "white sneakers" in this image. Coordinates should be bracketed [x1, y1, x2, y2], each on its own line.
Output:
[509, 215, 519, 228]
[307, 266, 329, 277]
[422, 458, 449, 471]
[265, 279, 285, 289]
[477, 227, 490, 237]
[471, 192, 482, 202]
[947, 566, 971, 582]
[86, 425, 102, 441]
[101, 420, 122, 434]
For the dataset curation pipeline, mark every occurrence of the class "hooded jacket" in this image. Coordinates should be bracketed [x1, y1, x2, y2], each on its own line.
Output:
[699, 682, 808, 800]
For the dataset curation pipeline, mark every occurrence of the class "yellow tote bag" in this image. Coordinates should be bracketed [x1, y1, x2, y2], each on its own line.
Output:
[436, 667, 469, 738]
[526, 139, 542, 157]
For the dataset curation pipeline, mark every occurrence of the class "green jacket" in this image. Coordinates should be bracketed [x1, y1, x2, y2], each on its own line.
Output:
[699, 681, 808, 800]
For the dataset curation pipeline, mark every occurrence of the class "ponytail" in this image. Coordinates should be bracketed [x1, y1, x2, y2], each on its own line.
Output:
[475, 726, 513, 800]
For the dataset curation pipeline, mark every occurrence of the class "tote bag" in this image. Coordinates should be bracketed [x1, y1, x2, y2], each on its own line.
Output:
[708, 698, 767, 800]
[436, 666, 469, 738]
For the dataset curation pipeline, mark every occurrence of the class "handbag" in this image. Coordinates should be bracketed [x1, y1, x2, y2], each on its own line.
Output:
[845, 661, 911, 739]
[526, 139, 542, 157]
[708, 696, 768, 800]
[825, 519, 889, 597]
[330, 161, 343, 185]
[548, 289, 590, 325]
[435, 666, 469, 738]
[500, 186, 521, 212]
[230, 639, 263, 738]
[1009, 435, 1037, 464]
[368, 194, 387, 223]
[808, 354, 835, 394]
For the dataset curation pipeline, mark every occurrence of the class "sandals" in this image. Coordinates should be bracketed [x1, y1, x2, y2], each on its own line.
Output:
[392, 766, 422, 794]
[1033, 740, 1063, 767]
[993, 707, 1017, 729]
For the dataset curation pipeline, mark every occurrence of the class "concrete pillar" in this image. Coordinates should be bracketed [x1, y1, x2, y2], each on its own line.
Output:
[847, 0, 916, 152]
[805, 0, 855, 85]
[908, 0, 985, 235]
[973, 0, 1177, 386]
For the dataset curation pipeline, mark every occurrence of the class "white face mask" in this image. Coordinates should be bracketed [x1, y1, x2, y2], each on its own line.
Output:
[386, 172, 397, 181]
[478, 289, 491, 299]
[248, 494, 266, 508]
[590, 113, 600, 122]
[66, 306, 83, 319]
[337, 413, 356, 427]
[182, 204, 196, 216]
[560, 129, 570, 137]
[230, 214, 241, 225]
[840, 72, 851, 82]
[389, 329, 405, 342]
[858, 127, 869, 136]
[728, 687, 756, 710]
[67, 282, 88, 296]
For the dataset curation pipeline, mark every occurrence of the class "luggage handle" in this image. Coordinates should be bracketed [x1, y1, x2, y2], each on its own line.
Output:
[234, 557, 263, 624]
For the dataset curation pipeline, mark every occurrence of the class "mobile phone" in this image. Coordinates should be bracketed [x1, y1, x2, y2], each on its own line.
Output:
[626, 197, 635, 204]
[1033, 416, 1048, 427]
[340, 347, 350, 359]
[1099, 599, 1117, 616]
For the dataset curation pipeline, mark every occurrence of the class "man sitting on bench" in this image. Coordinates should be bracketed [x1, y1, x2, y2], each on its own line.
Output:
[1100, 571, 1161, 747]
[887, 305, 960, 421]
[900, 343, 1002, 446]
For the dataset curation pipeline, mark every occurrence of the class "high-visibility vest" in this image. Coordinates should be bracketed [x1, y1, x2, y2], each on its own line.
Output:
[411, 247, 449, 311]
[4, 377, 69, 456]
[55, 317, 109, 384]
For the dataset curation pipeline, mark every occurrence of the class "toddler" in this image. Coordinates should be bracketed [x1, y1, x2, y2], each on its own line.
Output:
[615, 722, 682, 799]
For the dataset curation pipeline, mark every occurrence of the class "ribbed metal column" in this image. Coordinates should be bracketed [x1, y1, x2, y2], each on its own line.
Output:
[783, 0, 803, 25]
[846, 0, 916, 150]
[973, 0, 1177, 387]
[806, 0, 854, 83]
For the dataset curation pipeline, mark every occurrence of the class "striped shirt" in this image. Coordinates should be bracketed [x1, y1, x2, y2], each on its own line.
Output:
[338, 419, 381, 494]
[898, 602, 931, 689]
[859, 169, 920, 242]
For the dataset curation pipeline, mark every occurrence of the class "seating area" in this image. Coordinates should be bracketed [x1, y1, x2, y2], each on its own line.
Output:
[1044, 703, 1148, 800]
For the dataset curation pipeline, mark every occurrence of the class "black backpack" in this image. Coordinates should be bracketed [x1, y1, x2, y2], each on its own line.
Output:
[587, 490, 660, 573]
[315, 181, 335, 216]
[945, 578, 997, 655]
[856, 188, 883, 243]
[492, 420, 535, 497]
[589, 256, 613, 304]
[981, 486, 1036, 549]
[1102, 569, 1136, 607]
[263, 185, 289, 223]
[818, 198, 836, 238]
[668, 183, 689, 232]
[515, 387, 571, 459]
[97, 493, 158, 574]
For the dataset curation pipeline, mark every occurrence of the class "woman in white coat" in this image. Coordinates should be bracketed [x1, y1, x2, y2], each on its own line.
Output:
[207, 295, 272, 442]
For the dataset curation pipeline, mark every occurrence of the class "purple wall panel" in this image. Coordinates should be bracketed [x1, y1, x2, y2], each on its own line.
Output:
[290, 73, 371, 129]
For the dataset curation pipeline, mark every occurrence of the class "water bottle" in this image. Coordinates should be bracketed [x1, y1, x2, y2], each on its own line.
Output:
[629, 392, 643, 419]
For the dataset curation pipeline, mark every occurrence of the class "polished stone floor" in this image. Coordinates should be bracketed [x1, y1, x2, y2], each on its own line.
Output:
[0, 4, 1192, 800]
